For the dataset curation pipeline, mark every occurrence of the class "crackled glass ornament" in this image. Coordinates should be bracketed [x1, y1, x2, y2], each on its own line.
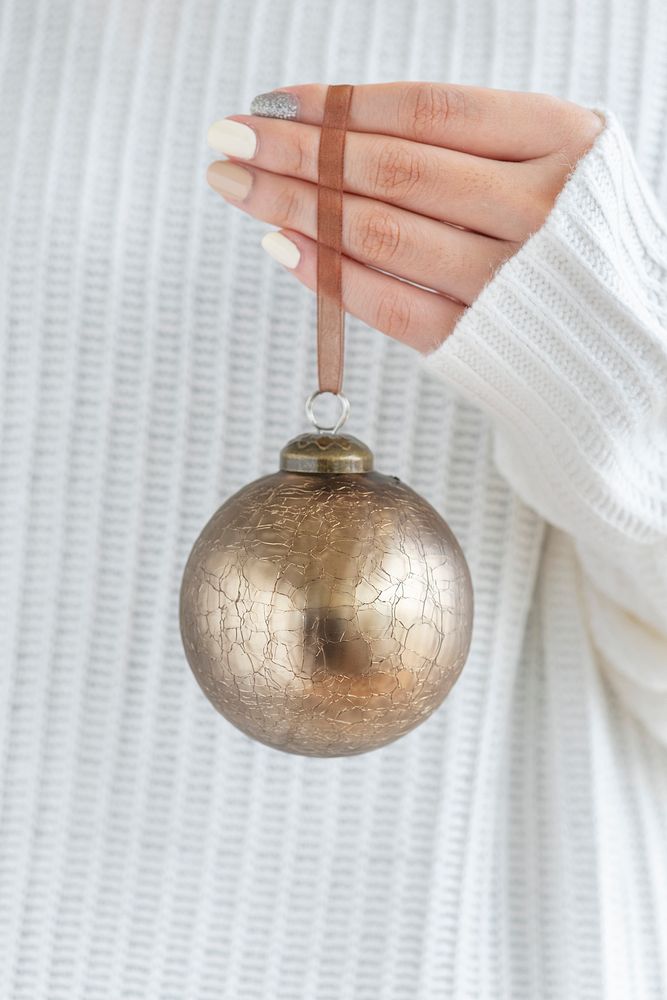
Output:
[179, 84, 473, 756]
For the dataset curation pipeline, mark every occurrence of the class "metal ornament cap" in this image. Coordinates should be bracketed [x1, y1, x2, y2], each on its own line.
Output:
[280, 431, 373, 474]
[179, 433, 474, 758]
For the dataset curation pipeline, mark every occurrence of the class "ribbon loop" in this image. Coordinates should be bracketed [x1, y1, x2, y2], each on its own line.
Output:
[317, 83, 353, 396]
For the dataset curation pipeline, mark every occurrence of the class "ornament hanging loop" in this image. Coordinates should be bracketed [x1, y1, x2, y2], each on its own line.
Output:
[305, 389, 350, 434]
[315, 83, 354, 397]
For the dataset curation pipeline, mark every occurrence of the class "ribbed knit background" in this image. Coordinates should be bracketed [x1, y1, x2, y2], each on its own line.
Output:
[1, 1, 666, 997]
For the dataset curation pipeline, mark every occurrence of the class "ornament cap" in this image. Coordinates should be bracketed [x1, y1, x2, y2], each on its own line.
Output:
[280, 431, 374, 473]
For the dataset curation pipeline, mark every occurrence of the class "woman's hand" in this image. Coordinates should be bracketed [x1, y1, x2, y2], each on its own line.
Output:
[206, 82, 604, 355]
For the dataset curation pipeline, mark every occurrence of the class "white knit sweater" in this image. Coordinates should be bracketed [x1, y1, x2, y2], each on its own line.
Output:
[1, 1, 667, 998]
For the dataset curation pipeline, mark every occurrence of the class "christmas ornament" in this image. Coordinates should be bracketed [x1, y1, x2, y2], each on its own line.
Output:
[180, 84, 473, 756]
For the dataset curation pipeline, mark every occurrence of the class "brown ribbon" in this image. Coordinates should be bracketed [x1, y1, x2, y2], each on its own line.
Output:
[317, 84, 353, 395]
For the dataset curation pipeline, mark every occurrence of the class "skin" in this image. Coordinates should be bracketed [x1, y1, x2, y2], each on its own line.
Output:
[207, 82, 605, 355]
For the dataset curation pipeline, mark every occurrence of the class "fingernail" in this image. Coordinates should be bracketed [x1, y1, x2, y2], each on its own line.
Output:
[207, 161, 253, 201]
[261, 231, 300, 268]
[207, 118, 257, 158]
[250, 91, 299, 120]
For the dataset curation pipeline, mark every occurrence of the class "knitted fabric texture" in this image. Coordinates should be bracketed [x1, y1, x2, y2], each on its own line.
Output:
[1, 1, 666, 998]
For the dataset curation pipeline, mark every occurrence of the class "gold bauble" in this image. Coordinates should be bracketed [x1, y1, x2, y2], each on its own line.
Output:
[179, 431, 473, 756]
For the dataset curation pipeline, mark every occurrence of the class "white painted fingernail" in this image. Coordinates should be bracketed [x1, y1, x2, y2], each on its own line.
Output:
[207, 119, 257, 158]
[261, 231, 300, 269]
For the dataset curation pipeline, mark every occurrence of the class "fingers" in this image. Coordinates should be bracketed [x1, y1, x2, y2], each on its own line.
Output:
[207, 160, 515, 304]
[208, 115, 544, 241]
[260, 227, 465, 354]
[251, 81, 603, 161]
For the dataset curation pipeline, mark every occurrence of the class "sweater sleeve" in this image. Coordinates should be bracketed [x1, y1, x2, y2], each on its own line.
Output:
[417, 106, 667, 744]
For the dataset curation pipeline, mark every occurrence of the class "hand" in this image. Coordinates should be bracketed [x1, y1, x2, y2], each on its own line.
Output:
[206, 82, 604, 355]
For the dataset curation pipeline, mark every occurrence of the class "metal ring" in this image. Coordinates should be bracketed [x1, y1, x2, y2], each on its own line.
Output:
[305, 389, 350, 434]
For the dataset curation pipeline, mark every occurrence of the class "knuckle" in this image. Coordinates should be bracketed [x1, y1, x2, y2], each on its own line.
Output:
[375, 287, 413, 341]
[273, 184, 303, 226]
[400, 82, 469, 138]
[352, 206, 402, 265]
[288, 129, 313, 176]
[371, 139, 426, 200]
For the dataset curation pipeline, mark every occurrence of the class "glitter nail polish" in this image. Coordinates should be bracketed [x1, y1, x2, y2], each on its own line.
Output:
[250, 91, 299, 120]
